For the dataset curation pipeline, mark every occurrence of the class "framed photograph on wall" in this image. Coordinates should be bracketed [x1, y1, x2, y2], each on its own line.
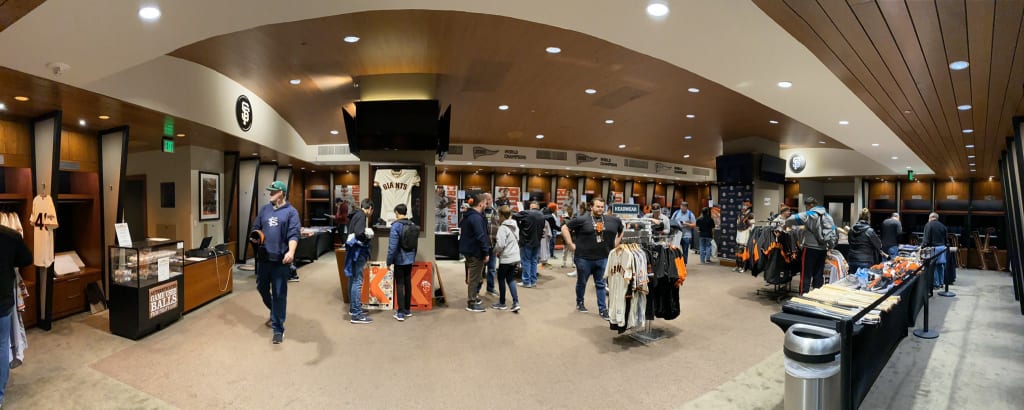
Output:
[199, 171, 220, 220]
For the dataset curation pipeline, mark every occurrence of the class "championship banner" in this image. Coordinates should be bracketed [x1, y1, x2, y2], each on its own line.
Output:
[360, 262, 394, 310]
[496, 186, 521, 211]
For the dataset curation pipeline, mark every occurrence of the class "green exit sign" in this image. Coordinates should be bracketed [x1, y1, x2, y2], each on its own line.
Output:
[907, 169, 914, 181]
[162, 137, 174, 153]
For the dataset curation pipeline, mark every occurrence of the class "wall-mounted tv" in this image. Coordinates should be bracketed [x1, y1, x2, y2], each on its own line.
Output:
[760, 154, 786, 184]
[716, 153, 753, 184]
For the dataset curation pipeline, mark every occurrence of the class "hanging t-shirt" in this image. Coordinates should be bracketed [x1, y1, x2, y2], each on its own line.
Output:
[31, 194, 59, 267]
[374, 169, 420, 223]
[565, 213, 623, 260]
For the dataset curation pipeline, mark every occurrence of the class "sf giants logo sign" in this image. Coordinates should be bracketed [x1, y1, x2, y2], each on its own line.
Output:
[236, 95, 253, 132]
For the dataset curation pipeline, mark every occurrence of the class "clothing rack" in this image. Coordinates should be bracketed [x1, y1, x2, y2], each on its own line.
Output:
[616, 234, 669, 344]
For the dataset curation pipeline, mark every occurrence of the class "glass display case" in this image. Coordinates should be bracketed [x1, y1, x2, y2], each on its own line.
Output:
[110, 239, 185, 287]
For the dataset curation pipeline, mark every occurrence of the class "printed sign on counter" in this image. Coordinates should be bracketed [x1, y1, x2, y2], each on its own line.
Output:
[157, 257, 170, 281]
[148, 281, 179, 319]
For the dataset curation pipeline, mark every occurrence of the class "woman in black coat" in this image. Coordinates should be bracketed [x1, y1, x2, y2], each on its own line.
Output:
[847, 208, 882, 274]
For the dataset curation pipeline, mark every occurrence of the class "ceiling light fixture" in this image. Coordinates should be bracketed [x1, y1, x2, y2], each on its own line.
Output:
[685, 114, 695, 119]
[966, 144, 975, 148]
[329, 130, 340, 135]
[891, 156, 899, 160]
[605, 119, 614, 124]
[519, 164, 525, 167]
[819, 141, 826, 144]
[98, 115, 110, 120]
[906, 166, 912, 169]
[545, 46, 561, 54]
[683, 154, 690, 158]
[343, 36, 360, 43]
[838, 120, 849, 125]
[684, 135, 693, 140]
[969, 163, 976, 166]
[467, 162, 473, 165]
[289, 79, 301, 85]
[251, 152, 258, 156]
[769, 120, 778, 124]
[13, 96, 28, 102]
[968, 155, 976, 159]
[498, 105, 509, 111]
[176, 133, 185, 137]
[584, 88, 597, 94]
[138, 6, 161, 20]
[871, 143, 880, 147]
[646, 0, 670, 17]
[948, 60, 969, 70]
[0, 103, 5, 111]
[78, 119, 86, 126]
[970, 169, 976, 172]
[963, 129, 973, 133]
[777, 81, 793, 88]
[957, 104, 972, 111]
[688, 87, 700, 93]
[535, 134, 544, 139]
[618, 144, 626, 149]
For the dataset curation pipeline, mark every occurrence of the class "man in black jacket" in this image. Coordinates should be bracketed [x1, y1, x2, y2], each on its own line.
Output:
[459, 192, 492, 312]
[514, 202, 546, 288]
[922, 212, 948, 289]
[848, 209, 882, 274]
[344, 199, 375, 324]
[880, 213, 902, 260]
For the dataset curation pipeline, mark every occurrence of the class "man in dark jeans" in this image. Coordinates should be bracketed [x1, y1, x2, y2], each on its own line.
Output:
[459, 192, 491, 312]
[252, 181, 300, 344]
[387, 204, 417, 321]
[784, 196, 832, 294]
[922, 212, 948, 289]
[561, 197, 623, 320]
[345, 198, 375, 324]
[880, 212, 902, 260]
[514, 201, 545, 288]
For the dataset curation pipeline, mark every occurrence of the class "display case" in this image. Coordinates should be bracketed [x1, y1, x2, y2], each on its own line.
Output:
[108, 239, 185, 340]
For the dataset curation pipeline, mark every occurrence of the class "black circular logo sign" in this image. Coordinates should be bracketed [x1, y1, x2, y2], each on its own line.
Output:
[789, 154, 806, 174]
[235, 95, 253, 132]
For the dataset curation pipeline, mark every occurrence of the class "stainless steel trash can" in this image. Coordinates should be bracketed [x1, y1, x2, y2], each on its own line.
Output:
[784, 324, 841, 410]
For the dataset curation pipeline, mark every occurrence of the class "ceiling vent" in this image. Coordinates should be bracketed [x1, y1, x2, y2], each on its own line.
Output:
[536, 150, 567, 161]
[315, 144, 354, 162]
[624, 159, 649, 169]
[692, 168, 711, 176]
[448, 145, 464, 155]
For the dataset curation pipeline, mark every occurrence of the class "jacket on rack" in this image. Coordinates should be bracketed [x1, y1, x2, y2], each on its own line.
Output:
[847, 220, 882, 268]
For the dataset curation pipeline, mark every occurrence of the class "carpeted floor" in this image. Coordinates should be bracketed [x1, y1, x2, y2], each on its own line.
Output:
[5, 252, 1023, 409]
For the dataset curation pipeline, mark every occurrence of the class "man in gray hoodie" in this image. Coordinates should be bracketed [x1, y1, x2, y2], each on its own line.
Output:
[784, 196, 835, 293]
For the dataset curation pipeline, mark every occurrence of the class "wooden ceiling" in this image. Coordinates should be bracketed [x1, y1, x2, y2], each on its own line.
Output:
[0, 0, 44, 33]
[169, 10, 846, 169]
[755, 0, 1024, 179]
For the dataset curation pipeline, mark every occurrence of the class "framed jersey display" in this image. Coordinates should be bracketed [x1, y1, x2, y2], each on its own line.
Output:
[370, 164, 424, 227]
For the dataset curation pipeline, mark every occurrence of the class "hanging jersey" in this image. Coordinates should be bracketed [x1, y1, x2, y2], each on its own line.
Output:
[374, 169, 421, 223]
[31, 195, 58, 267]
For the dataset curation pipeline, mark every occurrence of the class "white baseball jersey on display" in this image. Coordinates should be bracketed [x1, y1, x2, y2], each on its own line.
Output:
[31, 194, 59, 267]
[373, 169, 420, 223]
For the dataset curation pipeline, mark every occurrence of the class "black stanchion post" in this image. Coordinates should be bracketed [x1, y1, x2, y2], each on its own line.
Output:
[914, 258, 939, 339]
[937, 282, 956, 298]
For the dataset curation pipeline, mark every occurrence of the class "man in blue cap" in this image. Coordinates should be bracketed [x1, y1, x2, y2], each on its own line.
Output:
[251, 181, 300, 344]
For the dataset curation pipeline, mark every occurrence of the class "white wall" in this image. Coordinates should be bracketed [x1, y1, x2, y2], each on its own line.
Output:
[126, 149, 191, 245]
[189, 145, 226, 248]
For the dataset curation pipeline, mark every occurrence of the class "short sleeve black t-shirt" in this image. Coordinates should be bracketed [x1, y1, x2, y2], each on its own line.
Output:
[566, 213, 623, 260]
[0, 226, 32, 312]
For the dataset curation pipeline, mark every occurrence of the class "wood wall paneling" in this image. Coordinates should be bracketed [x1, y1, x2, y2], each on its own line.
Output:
[526, 175, 550, 199]
[493, 173, 521, 188]
[901, 179, 932, 201]
[334, 171, 359, 186]
[59, 129, 99, 172]
[461, 173, 489, 190]
[583, 178, 601, 195]
[556, 176, 576, 190]
[973, 180, 1004, 200]
[436, 171, 460, 186]
[935, 181, 969, 200]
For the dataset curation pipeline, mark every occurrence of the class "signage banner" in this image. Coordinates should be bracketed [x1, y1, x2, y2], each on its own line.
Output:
[148, 281, 179, 319]
[610, 203, 640, 218]
[496, 186, 521, 211]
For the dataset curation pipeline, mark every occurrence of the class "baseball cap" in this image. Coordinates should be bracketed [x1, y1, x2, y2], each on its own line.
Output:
[267, 181, 287, 192]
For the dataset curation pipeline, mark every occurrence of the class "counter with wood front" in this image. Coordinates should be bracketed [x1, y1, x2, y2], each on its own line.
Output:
[182, 253, 234, 313]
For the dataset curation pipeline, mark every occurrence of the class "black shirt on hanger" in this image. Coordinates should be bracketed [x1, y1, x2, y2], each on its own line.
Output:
[0, 225, 32, 312]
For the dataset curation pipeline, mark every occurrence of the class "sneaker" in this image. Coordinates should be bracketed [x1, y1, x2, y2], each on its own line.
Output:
[272, 333, 283, 344]
[264, 319, 272, 328]
[576, 304, 589, 313]
[487, 290, 499, 297]
[567, 271, 577, 277]
[599, 310, 610, 321]
[516, 282, 525, 286]
[403, 311, 414, 318]
[466, 303, 486, 313]
[350, 315, 373, 324]
[510, 303, 521, 312]
[288, 274, 300, 282]
[393, 312, 405, 322]
[491, 303, 508, 310]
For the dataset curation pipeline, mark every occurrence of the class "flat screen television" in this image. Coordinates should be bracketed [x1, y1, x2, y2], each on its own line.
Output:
[716, 153, 753, 184]
[760, 154, 786, 184]
[345, 100, 441, 154]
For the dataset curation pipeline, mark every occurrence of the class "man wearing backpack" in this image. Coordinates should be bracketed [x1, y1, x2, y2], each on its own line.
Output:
[387, 204, 417, 322]
[784, 196, 836, 293]
[670, 201, 696, 264]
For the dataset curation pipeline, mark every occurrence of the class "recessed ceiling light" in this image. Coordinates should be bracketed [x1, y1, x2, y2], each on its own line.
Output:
[777, 81, 793, 88]
[0, 103, 6, 111]
[330, 130, 339, 135]
[769, 120, 778, 124]
[545, 46, 561, 54]
[646, 0, 670, 17]
[819, 141, 826, 144]
[957, 104, 972, 111]
[684, 135, 693, 140]
[903, 110, 912, 114]
[618, 144, 626, 149]
[688, 87, 700, 93]
[252, 152, 258, 156]
[966, 144, 975, 148]
[970, 169, 976, 172]
[535, 134, 544, 139]
[311, 170, 316, 173]
[78, 119, 86, 126]
[948, 60, 969, 70]
[605, 119, 614, 124]
[519, 164, 525, 167]
[906, 166, 912, 169]
[138, 6, 161, 20]
[271, 160, 277, 163]
[289, 79, 301, 85]
[585, 88, 597, 94]
[891, 156, 899, 160]
[685, 114, 695, 119]
[968, 155, 976, 159]
[963, 129, 973, 133]
[683, 154, 690, 158]
[871, 143, 880, 147]
[838, 120, 849, 125]
[13, 96, 28, 102]
[343, 36, 360, 43]
[98, 115, 110, 120]
[565, 167, 570, 170]
[498, 105, 509, 111]
[300, 167, 305, 170]
[176, 133, 185, 137]
[969, 163, 976, 166]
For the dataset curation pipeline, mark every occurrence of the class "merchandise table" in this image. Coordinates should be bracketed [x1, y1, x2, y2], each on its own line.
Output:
[295, 230, 334, 262]
[770, 273, 926, 410]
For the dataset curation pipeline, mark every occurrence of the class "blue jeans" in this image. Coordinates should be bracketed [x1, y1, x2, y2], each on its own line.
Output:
[933, 262, 946, 288]
[575, 257, 607, 313]
[886, 245, 899, 261]
[680, 237, 692, 264]
[486, 248, 497, 292]
[699, 237, 713, 263]
[0, 311, 10, 405]
[345, 247, 369, 317]
[256, 260, 289, 335]
[521, 246, 540, 285]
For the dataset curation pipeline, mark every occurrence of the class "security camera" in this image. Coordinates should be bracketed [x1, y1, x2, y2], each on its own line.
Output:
[47, 62, 71, 76]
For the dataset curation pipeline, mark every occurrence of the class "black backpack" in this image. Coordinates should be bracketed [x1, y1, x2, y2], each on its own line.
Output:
[398, 220, 419, 252]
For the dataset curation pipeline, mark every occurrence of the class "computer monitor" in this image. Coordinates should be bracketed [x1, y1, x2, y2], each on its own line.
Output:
[198, 236, 212, 250]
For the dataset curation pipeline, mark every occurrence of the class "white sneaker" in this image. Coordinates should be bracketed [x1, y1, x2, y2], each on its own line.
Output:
[567, 271, 577, 277]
